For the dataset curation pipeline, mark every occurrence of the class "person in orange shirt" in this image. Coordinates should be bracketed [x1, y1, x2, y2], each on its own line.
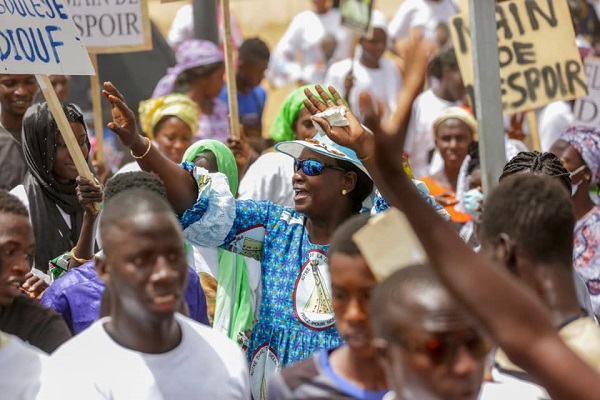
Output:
[419, 107, 477, 225]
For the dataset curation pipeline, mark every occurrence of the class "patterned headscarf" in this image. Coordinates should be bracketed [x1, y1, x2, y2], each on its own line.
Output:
[138, 94, 199, 139]
[152, 39, 224, 98]
[269, 85, 339, 143]
[433, 106, 478, 141]
[560, 125, 600, 184]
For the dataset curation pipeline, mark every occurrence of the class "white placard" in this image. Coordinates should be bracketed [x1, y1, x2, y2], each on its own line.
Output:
[65, 0, 152, 53]
[573, 57, 600, 127]
[0, 0, 94, 75]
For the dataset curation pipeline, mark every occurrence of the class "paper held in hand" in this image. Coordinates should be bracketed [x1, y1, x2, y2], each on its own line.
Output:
[352, 207, 427, 282]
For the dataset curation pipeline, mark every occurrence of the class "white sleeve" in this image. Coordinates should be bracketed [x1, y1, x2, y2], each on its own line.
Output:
[266, 15, 305, 87]
[388, 1, 416, 41]
[324, 60, 351, 95]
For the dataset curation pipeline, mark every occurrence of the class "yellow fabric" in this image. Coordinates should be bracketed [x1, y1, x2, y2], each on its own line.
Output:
[495, 317, 600, 373]
[138, 94, 199, 139]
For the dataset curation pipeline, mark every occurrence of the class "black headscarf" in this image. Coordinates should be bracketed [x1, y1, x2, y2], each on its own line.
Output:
[22, 103, 90, 273]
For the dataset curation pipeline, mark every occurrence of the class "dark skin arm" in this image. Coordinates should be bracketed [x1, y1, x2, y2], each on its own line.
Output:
[69, 176, 103, 269]
[305, 33, 600, 400]
[101, 82, 197, 215]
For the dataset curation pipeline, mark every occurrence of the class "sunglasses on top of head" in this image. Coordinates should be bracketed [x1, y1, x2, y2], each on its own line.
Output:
[294, 158, 347, 176]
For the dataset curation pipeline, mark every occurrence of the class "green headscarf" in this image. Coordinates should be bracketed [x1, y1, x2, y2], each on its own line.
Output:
[183, 139, 254, 342]
[269, 85, 339, 143]
[182, 139, 238, 196]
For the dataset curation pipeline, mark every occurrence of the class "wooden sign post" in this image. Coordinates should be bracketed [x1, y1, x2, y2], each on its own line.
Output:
[220, 0, 241, 139]
[65, 0, 153, 162]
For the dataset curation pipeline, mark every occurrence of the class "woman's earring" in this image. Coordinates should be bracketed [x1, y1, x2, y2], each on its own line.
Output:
[342, 189, 347, 196]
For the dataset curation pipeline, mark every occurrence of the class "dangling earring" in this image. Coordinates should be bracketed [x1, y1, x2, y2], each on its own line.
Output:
[586, 174, 591, 181]
[342, 189, 347, 196]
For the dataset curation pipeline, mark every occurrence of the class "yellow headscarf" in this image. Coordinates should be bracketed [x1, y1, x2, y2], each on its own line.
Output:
[138, 94, 199, 139]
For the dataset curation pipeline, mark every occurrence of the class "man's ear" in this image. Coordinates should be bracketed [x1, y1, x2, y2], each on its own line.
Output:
[496, 233, 518, 275]
[372, 337, 392, 368]
[342, 170, 358, 194]
[95, 252, 110, 284]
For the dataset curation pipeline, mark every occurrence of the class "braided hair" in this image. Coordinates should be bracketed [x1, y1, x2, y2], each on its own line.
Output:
[500, 151, 571, 193]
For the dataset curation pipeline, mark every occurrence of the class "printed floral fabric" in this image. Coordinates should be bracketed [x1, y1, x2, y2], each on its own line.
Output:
[574, 206, 600, 319]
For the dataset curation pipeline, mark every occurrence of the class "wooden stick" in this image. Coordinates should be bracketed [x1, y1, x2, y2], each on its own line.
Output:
[89, 54, 104, 162]
[36, 75, 99, 211]
[219, 0, 241, 139]
[526, 110, 541, 151]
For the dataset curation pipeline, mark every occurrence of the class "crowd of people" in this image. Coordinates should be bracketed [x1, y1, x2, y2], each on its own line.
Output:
[2, 0, 600, 399]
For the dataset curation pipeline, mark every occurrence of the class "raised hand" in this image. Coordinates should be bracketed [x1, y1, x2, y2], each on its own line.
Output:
[303, 85, 374, 160]
[102, 81, 144, 150]
[76, 176, 103, 216]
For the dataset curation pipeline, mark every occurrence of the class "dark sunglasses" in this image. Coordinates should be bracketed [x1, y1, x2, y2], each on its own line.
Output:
[396, 334, 491, 365]
[294, 158, 347, 176]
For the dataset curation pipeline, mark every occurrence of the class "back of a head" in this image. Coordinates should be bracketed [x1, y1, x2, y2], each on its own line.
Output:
[0, 190, 28, 218]
[370, 264, 442, 339]
[104, 171, 166, 204]
[500, 151, 572, 193]
[329, 213, 371, 257]
[100, 188, 175, 243]
[238, 37, 270, 64]
[481, 174, 575, 266]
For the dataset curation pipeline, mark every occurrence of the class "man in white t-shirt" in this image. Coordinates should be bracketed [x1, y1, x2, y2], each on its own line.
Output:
[47, 189, 250, 399]
[404, 47, 464, 178]
[325, 10, 403, 122]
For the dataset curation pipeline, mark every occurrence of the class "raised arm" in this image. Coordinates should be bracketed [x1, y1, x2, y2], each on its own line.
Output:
[305, 35, 600, 400]
[102, 82, 197, 215]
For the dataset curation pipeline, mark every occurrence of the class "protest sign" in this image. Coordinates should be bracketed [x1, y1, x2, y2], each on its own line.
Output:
[0, 0, 94, 75]
[65, 0, 151, 53]
[450, 0, 588, 115]
[340, 0, 373, 37]
[574, 57, 600, 127]
[353, 207, 427, 282]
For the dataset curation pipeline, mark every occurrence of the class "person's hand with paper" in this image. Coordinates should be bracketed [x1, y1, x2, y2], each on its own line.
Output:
[304, 28, 600, 400]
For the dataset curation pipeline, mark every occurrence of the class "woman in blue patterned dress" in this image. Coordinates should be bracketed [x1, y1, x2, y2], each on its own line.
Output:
[102, 82, 374, 398]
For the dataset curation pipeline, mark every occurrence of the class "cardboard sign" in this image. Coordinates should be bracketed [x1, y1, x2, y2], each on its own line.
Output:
[573, 57, 600, 127]
[352, 207, 427, 282]
[65, 0, 151, 53]
[451, 0, 587, 114]
[340, 0, 373, 37]
[0, 0, 94, 75]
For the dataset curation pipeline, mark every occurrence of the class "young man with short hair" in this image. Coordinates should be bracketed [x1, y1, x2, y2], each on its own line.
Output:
[0, 190, 72, 353]
[370, 264, 489, 400]
[0, 74, 38, 190]
[48, 189, 249, 398]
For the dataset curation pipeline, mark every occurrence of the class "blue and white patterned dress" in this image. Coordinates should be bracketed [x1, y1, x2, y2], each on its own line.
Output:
[178, 161, 449, 399]
[179, 162, 342, 399]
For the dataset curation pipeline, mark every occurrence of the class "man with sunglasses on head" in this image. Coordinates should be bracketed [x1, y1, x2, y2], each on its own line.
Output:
[370, 264, 489, 400]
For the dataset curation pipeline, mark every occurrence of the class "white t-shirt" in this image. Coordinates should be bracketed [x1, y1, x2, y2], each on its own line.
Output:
[238, 152, 295, 208]
[404, 88, 460, 178]
[0, 332, 50, 399]
[48, 313, 250, 399]
[325, 57, 403, 121]
[388, 0, 458, 42]
[167, 4, 243, 49]
[267, 9, 354, 87]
